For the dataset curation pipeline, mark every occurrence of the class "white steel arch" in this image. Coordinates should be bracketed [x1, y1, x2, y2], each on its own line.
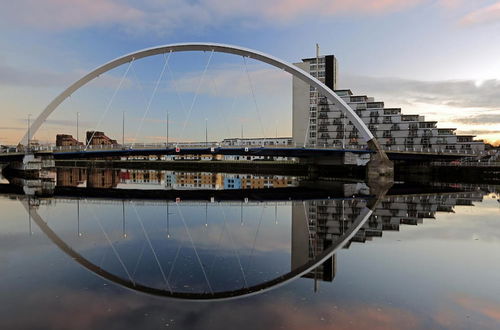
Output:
[21, 42, 381, 152]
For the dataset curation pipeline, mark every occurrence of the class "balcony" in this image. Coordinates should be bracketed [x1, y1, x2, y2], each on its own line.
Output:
[391, 124, 400, 131]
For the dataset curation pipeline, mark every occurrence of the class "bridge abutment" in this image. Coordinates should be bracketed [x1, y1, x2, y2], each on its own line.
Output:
[366, 140, 394, 181]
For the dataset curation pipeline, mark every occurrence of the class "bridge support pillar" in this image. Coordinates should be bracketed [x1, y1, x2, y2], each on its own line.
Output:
[366, 139, 394, 181]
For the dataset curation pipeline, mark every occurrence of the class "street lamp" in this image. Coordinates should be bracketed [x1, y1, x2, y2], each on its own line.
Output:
[27, 114, 32, 152]
[166, 112, 169, 146]
[205, 118, 208, 147]
[122, 111, 125, 146]
[76, 112, 80, 142]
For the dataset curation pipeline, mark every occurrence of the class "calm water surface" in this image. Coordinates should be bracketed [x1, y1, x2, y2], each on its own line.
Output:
[0, 169, 499, 329]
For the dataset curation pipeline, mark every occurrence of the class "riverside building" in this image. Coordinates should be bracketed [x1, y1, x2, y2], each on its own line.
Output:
[292, 48, 485, 153]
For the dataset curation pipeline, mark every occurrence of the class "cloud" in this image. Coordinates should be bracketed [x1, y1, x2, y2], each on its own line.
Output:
[460, 1, 500, 26]
[2, 284, 425, 330]
[0, 127, 25, 131]
[455, 129, 500, 135]
[0, 0, 458, 34]
[170, 66, 289, 97]
[451, 114, 500, 125]
[343, 75, 500, 109]
[0, 63, 132, 89]
[434, 294, 500, 328]
[0, 0, 143, 31]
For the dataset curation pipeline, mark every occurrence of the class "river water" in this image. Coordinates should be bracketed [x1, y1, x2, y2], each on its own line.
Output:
[0, 168, 499, 329]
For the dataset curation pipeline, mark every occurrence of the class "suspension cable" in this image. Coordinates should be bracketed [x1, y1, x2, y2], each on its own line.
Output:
[85, 58, 134, 150]
[165, 53, 187, 115]
[245, 206, 265, 274]
[218, 203, 249, 288]
[89, 208, 135, 285]
[132, 241, 146, 277]
[243, 56, 267, 146]
[175, 202, 214, 295]
[132, 205, 172, 292]
[132, 52, 171, 148]
[178, 50, 214, 146]
[209, 72, 232, 141]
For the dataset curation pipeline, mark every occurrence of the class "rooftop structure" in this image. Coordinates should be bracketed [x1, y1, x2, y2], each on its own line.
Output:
[56, 134, 83, 147]
[86, 131, 118, 146]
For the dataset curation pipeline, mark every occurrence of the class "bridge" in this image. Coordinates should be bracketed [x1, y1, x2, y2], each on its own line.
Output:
[0, 42, 488, 178]
[0, 142, 484, 164]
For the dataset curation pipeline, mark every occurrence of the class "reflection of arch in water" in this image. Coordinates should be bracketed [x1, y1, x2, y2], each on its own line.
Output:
[21, 196, 382, 301]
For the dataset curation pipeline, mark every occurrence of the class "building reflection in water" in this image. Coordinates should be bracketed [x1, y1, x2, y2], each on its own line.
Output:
[292, 190, 486, 286]
[56, 168, 299, 190]
[57, 167, 121, 189]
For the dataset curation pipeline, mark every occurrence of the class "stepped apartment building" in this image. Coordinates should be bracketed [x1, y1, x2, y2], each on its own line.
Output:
[292, 49, 485, 153]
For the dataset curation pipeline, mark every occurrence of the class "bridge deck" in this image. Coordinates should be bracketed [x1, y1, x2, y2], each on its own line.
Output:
[0, 145, 483, 162]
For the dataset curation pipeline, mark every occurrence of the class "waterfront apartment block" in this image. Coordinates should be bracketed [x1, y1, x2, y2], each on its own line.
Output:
[292, 52, 485, 153]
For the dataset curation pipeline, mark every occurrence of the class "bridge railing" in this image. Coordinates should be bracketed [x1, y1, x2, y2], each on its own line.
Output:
[49, 142, 372, 153]
[431, 161, 500, 167]
[1, 143, 487, 157]
[384, 145, 486, 156]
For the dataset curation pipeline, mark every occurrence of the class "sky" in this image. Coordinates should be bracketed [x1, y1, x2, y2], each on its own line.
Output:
[0, 0, 499, 145]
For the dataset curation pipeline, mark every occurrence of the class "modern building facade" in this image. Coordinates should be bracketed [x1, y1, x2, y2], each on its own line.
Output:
[293, 50, 338, 147]
[292, 51, 485, 153]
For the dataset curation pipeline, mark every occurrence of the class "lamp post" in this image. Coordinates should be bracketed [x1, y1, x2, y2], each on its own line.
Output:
[76, 112, 80, 143]
[122, 200, 127, 238]
[166, 112, 169, 146]
[205, 118, 208, 147]
[122, 111, 125, 146]
[27, 114, 31, 152]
